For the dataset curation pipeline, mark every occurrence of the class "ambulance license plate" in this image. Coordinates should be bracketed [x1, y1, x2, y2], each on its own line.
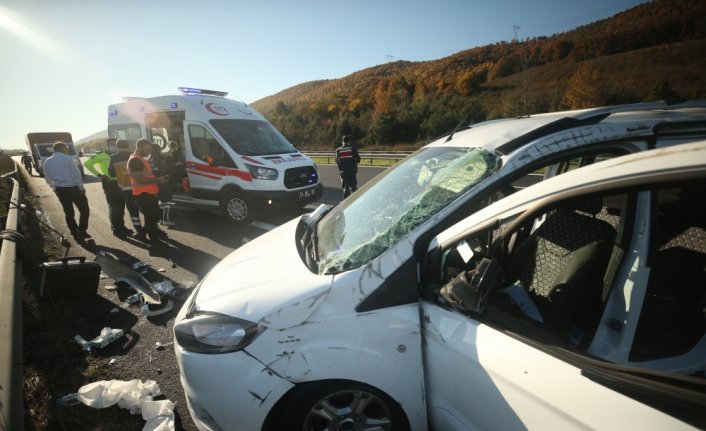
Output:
[298, 189, 314, 199]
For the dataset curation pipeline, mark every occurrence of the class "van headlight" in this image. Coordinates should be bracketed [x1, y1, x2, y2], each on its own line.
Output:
[245, 164, 278, 180]
[174, 311, 263, 353]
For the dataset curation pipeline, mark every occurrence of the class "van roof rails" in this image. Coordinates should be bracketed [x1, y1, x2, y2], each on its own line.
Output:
[178, 87, 228, 97]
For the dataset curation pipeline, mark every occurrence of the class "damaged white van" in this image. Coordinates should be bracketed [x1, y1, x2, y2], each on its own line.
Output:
[174, 101, 706, 431]
[107, 87, 322, 223]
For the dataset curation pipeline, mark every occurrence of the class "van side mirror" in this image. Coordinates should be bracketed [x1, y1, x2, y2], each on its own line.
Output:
[440, 258, 499, 313]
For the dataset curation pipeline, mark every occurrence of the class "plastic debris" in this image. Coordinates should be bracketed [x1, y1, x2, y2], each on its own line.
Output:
[141, 399, 175, 431]
[55, 392, 81, 406]
[155, 341, 173, 350]
[105, 283, 119, 291]
[141, 298, 174, 317]
[157, 268, 166, 272]
[153, 280, 175, 296]
[109, 358, 117, 365]
[95, 252, 161, 304]
[152, 280, 189, 301]
[76, 379, 175, 430]
[124, 292, 144, 306]
[132, 261, 149, 270]
[74, 335, 92, 351]
[110, 307, 120, 314]
[74, 327, 125, 352]
[100, 273, 109, 279]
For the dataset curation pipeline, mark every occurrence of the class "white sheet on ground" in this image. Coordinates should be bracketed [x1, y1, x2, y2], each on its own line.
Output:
[77, 379, 175, 431]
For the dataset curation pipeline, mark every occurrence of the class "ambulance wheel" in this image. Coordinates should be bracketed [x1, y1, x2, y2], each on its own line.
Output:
[221, 193, 252, 224]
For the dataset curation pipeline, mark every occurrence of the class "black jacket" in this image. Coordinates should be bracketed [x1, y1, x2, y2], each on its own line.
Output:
[335, 145, 361, 172]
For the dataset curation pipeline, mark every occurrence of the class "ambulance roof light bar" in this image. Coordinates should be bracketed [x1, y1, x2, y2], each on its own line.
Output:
[178, 87, 228, 97]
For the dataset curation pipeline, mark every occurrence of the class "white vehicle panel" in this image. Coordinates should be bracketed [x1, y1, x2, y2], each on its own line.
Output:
[422, 304, 698, 430]
[193, 218, 332, 327]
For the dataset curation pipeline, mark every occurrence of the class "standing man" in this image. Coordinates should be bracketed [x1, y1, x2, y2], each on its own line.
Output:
[43, 141, 91, 242]
[21, 152, 33, 175]
[109, 140, 143, 235]
[335, 134, 361, 198]
[84, 139, 133, 237]
[127, 139, 169, 244]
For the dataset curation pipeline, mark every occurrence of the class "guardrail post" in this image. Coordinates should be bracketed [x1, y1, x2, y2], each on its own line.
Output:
[0, 167, 23, 431]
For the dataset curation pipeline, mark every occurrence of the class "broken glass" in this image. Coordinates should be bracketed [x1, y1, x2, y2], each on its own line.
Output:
[316, 147, 499, 274]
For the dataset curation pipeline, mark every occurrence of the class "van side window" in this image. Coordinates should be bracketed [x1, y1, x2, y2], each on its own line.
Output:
[189, 125, 236, 168]
[109, 123, 142, 148]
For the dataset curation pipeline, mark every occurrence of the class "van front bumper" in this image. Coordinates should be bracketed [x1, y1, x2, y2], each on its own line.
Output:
[176, 346, 294, 431]
[248, 183, 322, 205]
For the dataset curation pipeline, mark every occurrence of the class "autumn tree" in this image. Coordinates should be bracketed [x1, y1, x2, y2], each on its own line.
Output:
[563, 64, 605, 109]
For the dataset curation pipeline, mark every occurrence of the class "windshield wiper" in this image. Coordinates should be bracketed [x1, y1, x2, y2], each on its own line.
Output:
[445, 105, 477, 143]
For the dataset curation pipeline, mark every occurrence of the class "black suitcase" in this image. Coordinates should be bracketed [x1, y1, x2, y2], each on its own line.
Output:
[40, 257, 101, 300]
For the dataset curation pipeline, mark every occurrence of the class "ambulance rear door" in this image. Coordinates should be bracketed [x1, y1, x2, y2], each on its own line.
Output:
[145, 111, 185, 152]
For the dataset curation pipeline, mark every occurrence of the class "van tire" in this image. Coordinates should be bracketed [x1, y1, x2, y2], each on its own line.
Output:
[277, 380, 410, 431]
[221, 192, 252, 224]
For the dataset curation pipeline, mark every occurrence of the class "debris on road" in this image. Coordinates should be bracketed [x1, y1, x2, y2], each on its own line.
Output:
[55, 392, 81, 406]
[141, 299, 174, 317]
[155, 341, 173, 350]
[124, 292, 144, 306]
[132, 261, 149, 270]
[96, 252, 161, 304]
[95, 251, 192, 316]
[75, 379, 175, 431]
[74, 327, 125, 352]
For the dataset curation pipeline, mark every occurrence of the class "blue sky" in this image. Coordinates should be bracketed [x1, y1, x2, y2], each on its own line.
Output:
[0, 0, 646, 150]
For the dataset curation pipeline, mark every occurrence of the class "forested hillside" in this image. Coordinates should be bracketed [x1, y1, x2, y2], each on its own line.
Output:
[252, 0, 706, 149]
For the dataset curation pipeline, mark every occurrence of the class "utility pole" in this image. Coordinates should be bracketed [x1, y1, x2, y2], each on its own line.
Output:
[512, 23, 520, 42]
[385, 54, 395, 63]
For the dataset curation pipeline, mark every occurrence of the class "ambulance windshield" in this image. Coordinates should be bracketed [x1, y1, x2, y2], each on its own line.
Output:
[210, 119, 297, 156]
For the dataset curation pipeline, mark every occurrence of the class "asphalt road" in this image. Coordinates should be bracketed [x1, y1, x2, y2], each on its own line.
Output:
[20, 160, 385, 430]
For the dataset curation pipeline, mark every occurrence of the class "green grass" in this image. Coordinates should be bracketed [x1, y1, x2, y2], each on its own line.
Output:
[0, 154, 17, 218]
[310, 156, 400, 167]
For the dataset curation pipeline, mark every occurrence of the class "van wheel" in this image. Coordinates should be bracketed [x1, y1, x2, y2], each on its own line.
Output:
[221, 193, 252, 224]
[280, 381, 410, 431]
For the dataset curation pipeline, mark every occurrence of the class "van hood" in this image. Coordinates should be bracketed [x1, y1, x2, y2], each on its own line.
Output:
[192, 217, 333, 329]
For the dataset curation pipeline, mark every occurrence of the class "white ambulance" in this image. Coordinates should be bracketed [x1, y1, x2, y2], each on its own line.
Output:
[107, 87, 322, 223]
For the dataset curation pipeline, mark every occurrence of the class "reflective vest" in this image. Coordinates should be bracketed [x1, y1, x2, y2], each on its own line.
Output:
[127, 153, 159, 196]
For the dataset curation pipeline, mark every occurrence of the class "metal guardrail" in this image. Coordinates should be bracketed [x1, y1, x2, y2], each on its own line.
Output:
[303, 151, 413, 166]
[0, 161, 23, 431]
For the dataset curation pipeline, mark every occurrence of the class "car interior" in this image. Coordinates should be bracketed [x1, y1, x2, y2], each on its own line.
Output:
[423, 178, 706, 378]
[631, 182, 706, 362]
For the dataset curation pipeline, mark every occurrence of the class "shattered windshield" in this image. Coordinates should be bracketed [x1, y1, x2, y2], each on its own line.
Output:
[210, 119, 296, 156]
[315, 147, 499, 274]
